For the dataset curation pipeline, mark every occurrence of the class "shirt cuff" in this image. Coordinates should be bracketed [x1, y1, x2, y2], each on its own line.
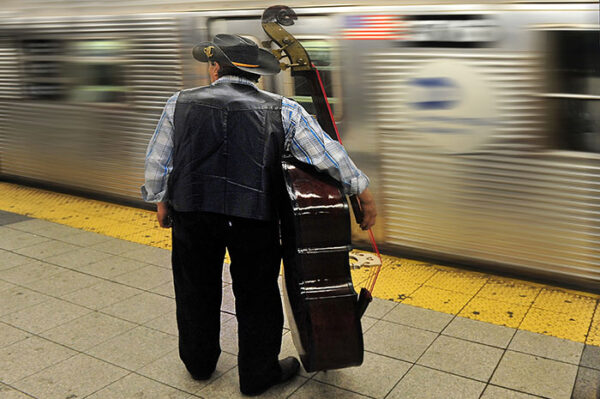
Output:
[141, 185, 166, 203]
[344, 174, 370, 196]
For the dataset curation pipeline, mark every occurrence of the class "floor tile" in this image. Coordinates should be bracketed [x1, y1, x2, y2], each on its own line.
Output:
[418, 335, 504, 381]
[476, 278, 541, 307]
[112, 264, 173, 290]
[5, 219, 59, 233]
[0, 279, 16, 292]
[0, 286, 50, 316]
[121, 245, 172, 268]
[86, 372, 190, 398]
[402, 285, 472, 314]
[532, 289, 596, 316]
[0, 383, 36, 399]
[41, 311, 136, 351]
[31, 223, 83, 239]
[25, 269, 103, 297]
[62, 280, 142, 310]
[361, 316, 378, 333]
[0, 336, 76, 383]
[13, 353, 128, 399]
[519, 307, 590, 343]
[364, 320, 437, 362]
[314, 351, 411, 398]
[363, 297, 398, 319]
[220, 316, 239, 355]
[1, 297, 91, 334]
[138, 350, 237, 394]
[100, 291, 175, 324]
[383, 303, 454, 332]
[222, 284, 235, 313]
[0, 261, 64, 285]
[580, 345, 600, 371]
[386, 365, 486, 399]
[442, 316, 516, 348]
[90, 238, 152, 255]
[87, 325, 178, 371]
[0, 211, 30, 226]
[13, 240, 80, 260]
[490, 350, 579, 398]
[223, 265, 232, 284]
[424, 270, 487, 297]
[509, 330, 584, 364]
[57, 230, 112, 246]
[572, 366, 600, 399]
[0, 231, 50, 251]
[221, 310, 235, 324]
[43, 247, 112, 269]
[290, 380, 372, 398]
[0, 322, 31, 348]
[78, 255, 149, 279]
[0, 250, 33, 270]
[458, 296, 530, 329]
[145, 310, 178, 336]
[480, 385, 543, 398]
[151, 280, 175, 298]
[198, 367, 308, 399]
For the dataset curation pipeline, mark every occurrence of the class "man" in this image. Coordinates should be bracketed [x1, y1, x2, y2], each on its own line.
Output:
[142, 34, 376, 396]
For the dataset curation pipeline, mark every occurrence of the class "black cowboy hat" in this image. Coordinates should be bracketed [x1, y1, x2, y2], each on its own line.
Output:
[192, 34, 281, 75]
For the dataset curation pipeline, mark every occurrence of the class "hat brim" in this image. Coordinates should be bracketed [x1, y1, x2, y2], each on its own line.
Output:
[192, 41, 281, 76]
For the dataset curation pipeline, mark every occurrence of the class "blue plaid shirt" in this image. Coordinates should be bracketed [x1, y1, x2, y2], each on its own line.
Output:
[142, 76, 369, 203]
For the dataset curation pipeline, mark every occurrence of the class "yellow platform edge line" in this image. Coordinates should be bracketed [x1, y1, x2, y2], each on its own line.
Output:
[1, 182, 598, 346]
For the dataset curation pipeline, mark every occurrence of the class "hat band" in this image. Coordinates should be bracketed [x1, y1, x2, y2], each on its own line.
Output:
[231, 61, 259, 68]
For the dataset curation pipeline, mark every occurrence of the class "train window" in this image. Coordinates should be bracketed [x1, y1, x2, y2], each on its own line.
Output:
[282, 39, 342, 119]
[66, 39, 128, 103]
[21, 39, 66, 100]
[545, 30, 600, 153]
[21, 38, 128, 103]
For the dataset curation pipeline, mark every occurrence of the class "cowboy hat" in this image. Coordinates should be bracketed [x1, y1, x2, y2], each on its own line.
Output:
[192, 34, 281, 75]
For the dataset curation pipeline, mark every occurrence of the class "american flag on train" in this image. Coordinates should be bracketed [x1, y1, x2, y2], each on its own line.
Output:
[341, 15, 405, 40]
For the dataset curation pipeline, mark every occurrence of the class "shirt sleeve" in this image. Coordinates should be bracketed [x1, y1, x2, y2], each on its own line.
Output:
[141, 92, 179, 203]
[281, 97, 369, 195]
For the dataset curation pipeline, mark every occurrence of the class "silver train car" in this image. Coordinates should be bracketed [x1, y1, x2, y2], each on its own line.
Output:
[0, 1, 598, 290]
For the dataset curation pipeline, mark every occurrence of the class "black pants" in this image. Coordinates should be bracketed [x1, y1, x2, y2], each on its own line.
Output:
[171, 211, 284, 391]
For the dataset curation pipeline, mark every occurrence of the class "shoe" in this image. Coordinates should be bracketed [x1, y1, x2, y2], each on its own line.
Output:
[188, 367, 214, 381]
[190, 371, 212, 381]
[241, 357, 300, 396]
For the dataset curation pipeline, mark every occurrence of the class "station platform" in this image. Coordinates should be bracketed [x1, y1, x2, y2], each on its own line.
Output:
[0, 181, 599, 398]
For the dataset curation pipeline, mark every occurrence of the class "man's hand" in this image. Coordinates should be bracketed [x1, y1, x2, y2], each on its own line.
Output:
[156, 202, 172, 228]
[357, 188, 376, 231]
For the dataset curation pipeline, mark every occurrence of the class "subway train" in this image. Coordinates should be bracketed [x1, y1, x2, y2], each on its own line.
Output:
[0, 1, 598, 290]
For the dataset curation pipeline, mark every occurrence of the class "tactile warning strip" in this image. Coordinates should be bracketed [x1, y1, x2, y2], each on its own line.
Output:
[1, 182, 598, 345]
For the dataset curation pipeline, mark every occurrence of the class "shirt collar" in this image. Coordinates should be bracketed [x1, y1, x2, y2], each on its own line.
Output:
[212, 75, 258, 89]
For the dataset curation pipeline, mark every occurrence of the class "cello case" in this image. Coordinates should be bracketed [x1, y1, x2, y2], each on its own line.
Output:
[262, 6, 364, 372]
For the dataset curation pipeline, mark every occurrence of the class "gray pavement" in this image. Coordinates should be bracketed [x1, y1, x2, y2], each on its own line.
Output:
[0, 211, 598, 398]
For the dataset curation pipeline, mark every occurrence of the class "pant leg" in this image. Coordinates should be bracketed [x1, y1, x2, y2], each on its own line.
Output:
[226, 216, 284, 392]
[171, 210, 226, 377]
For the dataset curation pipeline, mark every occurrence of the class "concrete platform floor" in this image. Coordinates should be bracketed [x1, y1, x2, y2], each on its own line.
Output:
[1, 211, 599, 398]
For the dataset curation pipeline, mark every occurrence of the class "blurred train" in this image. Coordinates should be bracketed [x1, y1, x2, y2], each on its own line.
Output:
[0, 1, 598, 290]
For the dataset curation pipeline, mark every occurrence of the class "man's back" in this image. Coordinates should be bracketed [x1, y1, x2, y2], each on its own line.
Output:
[169, 82, 285, 220]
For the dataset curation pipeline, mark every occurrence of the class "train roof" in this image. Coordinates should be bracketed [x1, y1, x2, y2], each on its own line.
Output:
[0, 0, 596, 18]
